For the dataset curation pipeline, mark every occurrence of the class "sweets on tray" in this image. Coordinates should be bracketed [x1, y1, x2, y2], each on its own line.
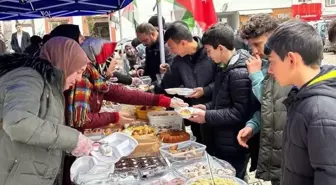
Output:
[189, 177, 239, 185]
[115, 156, 166, 170]
[158, 130, 190, 143]
[124, 125, 155, 137]
[83, 125, 123, 136]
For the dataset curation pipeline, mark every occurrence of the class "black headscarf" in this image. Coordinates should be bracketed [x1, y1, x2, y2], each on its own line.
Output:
[50, 24, 81, 43]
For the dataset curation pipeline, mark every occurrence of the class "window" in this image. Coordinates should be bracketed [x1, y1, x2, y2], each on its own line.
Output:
[48, 20, 69, 31]
[327, 0, 336, 6]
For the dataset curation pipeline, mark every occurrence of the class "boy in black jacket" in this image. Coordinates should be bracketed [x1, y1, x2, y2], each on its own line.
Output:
[189, 23, 256, 180]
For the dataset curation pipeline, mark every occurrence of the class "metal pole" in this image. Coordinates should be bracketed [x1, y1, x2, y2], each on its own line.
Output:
[156, 0, 165, 65]
[156, 0, 165, 83]
[118, 9, 124, 62]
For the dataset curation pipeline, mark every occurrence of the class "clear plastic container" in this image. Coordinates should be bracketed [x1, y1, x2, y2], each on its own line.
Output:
[185, 175, 247, 185]
[110, 169, 140, 185]
[147, 111, 183, 132]
[159, 141, 206, 162]
[172, 156, 236, 179]
[142, 172, 186, 185]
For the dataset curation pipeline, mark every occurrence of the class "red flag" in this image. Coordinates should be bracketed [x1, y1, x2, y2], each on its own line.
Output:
[175, 0, 217, 31]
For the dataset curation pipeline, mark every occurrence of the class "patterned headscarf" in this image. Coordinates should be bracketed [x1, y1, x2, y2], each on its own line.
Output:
[67, 38, 117, 128]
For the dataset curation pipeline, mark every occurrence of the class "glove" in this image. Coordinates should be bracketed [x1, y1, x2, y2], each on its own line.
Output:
[170, 97, 189, 108]
[131, 77, 143, 86]
[71, 133, 94, 157]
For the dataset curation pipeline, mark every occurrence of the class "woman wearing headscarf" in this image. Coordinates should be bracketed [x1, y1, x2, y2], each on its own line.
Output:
[50, 26, 138, 86]
[0, 37, 96, 185]
[65, 38, 186, 131]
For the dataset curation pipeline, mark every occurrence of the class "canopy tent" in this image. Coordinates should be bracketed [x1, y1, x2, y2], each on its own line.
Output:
[0, 0, 133, 20]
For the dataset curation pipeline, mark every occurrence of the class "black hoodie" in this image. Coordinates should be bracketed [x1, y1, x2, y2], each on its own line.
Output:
[281, 65, 336, 185]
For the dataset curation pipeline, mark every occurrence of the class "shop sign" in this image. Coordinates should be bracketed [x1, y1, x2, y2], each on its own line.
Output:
[292, 3, 322, 21]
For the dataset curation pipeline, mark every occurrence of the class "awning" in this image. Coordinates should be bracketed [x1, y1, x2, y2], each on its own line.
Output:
[292, 3, 322, 22]
[239, 9, 273, 16]
[0, 0, 133, 20]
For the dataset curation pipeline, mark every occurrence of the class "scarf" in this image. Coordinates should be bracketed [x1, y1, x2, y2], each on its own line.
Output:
[67, 63, 109, 128]
[67, 38, 117, 128]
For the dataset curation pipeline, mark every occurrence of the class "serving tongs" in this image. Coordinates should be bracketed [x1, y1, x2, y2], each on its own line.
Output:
[206, 153, 215, 185]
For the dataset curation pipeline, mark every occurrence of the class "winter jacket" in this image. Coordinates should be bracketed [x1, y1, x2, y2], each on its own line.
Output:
[0, 65, 79, 185]
[281, 65, 336, 185]
[254, 73, 291, 181]
[203, 50, 257, 159]
[64, 84, 171, 131]
[157, 36, 216, 106]
[156, 37, 216, 143]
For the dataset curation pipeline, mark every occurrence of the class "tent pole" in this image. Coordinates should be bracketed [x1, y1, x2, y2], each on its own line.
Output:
[118, 9, 124, 62]
[156, 0, 165, 82]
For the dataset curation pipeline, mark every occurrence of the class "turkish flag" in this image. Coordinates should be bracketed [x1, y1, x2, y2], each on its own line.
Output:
[175, 0, 217, 31]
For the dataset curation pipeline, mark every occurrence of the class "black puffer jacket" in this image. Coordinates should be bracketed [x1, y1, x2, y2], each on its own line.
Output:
[281, 65, 336, 185]
[157, 37, 216, 106]
[204, 50, 257, 159]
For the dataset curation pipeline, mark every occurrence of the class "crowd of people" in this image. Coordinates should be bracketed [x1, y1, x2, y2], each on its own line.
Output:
[0, 14, 335, 185]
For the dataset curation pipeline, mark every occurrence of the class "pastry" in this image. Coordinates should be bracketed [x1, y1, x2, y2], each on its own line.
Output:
[158, 130, 190, 143]
[125, 125, 155, 136]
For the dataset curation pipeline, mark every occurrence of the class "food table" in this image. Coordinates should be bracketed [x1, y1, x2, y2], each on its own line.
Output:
[71, 85, 246, 185]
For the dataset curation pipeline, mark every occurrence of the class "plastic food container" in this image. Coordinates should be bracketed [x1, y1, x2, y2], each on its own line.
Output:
[164, 88, 179, 95]
[110, 169, 140, 185]
[147, 111, 183, 132]
[185, 175, 247, 185]
[141, 172, 186, 185]
[135, 106, 166, 120]
[91, 132, 138, 163]
[115, 155, 169, 180]
[140, 76, 152, 85]
[159, 141, 206, 162]
[172, 156, 236, 179]
[174, 107, 201, 119]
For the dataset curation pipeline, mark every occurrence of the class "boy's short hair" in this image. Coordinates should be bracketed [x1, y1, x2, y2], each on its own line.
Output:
[268, 20, 323, 66]
[202, 22, 234, 50]
[240, 13, 279, 40]
[164, 22, 193, 43]
[328, 20, 336, 43]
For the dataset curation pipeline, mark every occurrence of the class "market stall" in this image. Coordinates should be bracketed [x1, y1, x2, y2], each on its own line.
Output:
[69, 81, 248, 185]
